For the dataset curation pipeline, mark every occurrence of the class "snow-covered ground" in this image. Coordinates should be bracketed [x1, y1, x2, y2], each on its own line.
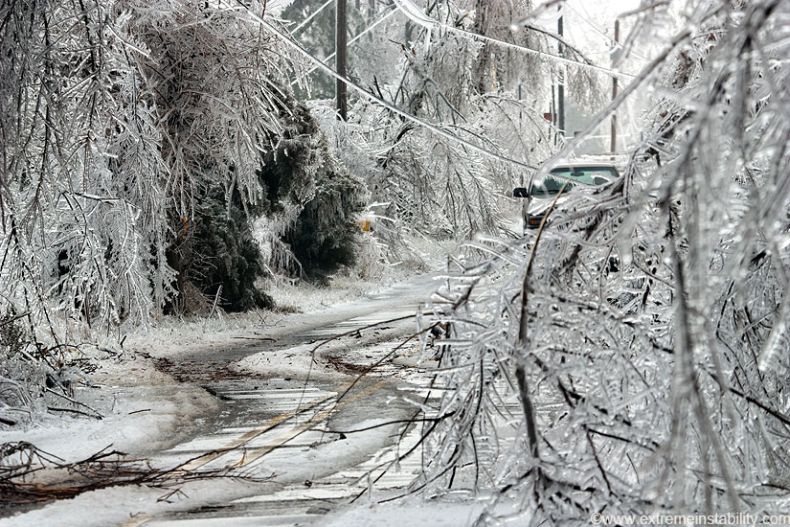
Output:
[1, 274, 397, 470]
[0, 355, 218, 464]
[1, 266, 475, 526]
[0, 233, 530, 527]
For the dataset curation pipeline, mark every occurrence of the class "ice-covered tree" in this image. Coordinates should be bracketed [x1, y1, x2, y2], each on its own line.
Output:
[298, 0, 611, 265]
[124, 0, 291, 313]
[0, 0, 366, 421]
[412, 0, 790, 522]
[0, 1, 180, 332]
[0, 0, 368, 326]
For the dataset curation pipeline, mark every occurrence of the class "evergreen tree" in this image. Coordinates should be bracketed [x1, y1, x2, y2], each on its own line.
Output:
[258, 103, 365, 279]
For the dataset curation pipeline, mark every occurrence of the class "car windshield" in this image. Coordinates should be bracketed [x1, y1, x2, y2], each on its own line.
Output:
[530, 166, 618, 197]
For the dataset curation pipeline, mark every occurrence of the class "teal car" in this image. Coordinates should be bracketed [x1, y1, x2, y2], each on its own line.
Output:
[513, 164, 619, 229]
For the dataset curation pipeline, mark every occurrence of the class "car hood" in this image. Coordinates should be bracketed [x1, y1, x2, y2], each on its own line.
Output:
[527, 194, 570, 215]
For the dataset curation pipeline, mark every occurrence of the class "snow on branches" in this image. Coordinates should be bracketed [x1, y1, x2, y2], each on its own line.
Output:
[0, 1, 294, 333]
[417, 0, 790, 522]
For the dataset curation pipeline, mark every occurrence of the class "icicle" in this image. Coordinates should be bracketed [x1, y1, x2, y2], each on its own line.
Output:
[758, 298, 789, 372]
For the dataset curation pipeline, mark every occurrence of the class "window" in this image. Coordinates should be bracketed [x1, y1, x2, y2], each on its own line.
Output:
[530, 165, 618, 197]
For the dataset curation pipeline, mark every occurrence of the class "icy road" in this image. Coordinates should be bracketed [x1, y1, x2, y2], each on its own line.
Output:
[3, 275, 448, 527]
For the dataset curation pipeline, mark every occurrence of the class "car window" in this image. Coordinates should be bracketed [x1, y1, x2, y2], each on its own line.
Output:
[530, 166, 617, 197]
[530, 177, 574, 197]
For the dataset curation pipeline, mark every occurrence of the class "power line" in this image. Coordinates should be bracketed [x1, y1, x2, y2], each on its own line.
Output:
[292, 6, 399, 85]
[235, 3, 539, 171]
[563, 2, 649, 62]
[291, 0, 334, 35]
[392, 0, 636, 80]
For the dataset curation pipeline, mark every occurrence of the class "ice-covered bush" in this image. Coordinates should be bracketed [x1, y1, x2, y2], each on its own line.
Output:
[257, 102, 365, 280]
[285, 163, 365, 278]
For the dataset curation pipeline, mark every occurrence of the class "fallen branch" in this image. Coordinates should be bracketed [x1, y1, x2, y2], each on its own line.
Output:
[0, 442, 271, 506]
[44, 387, 103, 419]
[46, 406, 101, 419]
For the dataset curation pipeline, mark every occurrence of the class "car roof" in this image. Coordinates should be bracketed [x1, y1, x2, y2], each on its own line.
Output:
[549, 164, 619, 172]
[544, 165, 619, 187]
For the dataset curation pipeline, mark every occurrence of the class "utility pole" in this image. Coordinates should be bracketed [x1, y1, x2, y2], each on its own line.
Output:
[610, 19, 620, 154]
[368, 0, 376, 40]
[336, 0, 348, 121]
[557, 6, 565, 138]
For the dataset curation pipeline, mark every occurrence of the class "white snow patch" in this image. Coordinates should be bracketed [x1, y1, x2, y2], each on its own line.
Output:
[0, 359, 217, 463]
